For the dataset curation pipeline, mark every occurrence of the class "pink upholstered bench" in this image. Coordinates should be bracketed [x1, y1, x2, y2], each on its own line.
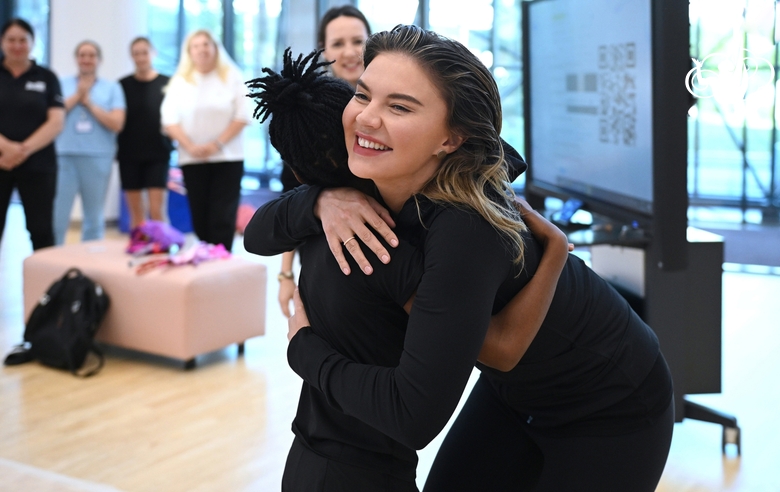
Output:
[23, 239, 266, 369]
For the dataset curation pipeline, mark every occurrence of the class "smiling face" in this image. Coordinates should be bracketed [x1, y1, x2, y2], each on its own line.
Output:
[1, 25, 33, 64]
[130, 40, 154, 73]
[322, 15, 369, 87]
[342, 52, 461, 210]
[76, 43, 100, 76]
[188, 32, 217, 73]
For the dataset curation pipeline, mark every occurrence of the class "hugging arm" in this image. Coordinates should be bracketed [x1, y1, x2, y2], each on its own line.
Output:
[478, 199, 570, 371]
[318, 188, 571, 373]
[316, 140, 527, 274]
[288, 210, 508, 449]
[243, 185, 325, 255]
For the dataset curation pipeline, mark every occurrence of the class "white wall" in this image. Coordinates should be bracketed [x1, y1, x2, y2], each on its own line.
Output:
[50, 0, 149, 221]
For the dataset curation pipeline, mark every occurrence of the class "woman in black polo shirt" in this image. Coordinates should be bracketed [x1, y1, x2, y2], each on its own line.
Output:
[0, 18, 64, 250]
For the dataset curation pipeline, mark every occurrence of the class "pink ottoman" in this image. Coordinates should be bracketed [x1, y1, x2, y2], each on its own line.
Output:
[23, 240, 266, 368]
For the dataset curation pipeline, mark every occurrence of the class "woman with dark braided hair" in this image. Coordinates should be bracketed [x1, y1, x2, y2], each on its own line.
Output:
[275, 6, 372, 318]
[245, 25, 673, 492]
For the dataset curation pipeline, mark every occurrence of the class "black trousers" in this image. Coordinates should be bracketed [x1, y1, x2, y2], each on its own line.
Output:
[0, 167, 56, 250]
[423, 372, 675, 492]
[181, 160, 243, 251]
[282, 437, 419, 492]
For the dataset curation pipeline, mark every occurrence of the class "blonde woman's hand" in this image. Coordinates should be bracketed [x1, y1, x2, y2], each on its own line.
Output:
[288, 288, 310, 341]
[315, 188, 398, 276]
[188, 143, 217, 159]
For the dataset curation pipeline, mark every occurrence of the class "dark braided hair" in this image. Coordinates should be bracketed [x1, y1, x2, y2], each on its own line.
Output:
[246, 48, 371, 190]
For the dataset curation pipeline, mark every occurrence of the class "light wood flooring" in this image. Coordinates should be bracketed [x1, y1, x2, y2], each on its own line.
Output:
[1, 201, 779, 492]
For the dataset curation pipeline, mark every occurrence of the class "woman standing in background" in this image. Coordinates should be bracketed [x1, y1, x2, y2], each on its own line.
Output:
[0, 18, 64, 251]
[317, 5, 371, 88]
[161, 29, 250, 252]
[54, 40, 126, 245]
[277, 5, 372, 318]
[117, 36, 172, 230]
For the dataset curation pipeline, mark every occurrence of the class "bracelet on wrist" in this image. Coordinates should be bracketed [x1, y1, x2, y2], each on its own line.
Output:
[277, 271, 294, 282]
[214, 139, 225, 150]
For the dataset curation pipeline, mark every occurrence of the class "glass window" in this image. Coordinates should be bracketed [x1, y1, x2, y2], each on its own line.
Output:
[428, 0, 525, 185]
[184, 0, 223, 37]
[357, 0, 419, 33]
[688, 0, 779, 208]
[232, 0, 284, 180]
[492, 0, 523, 185]
[13, 0, 50, 66]
[148, 0, 184, 75]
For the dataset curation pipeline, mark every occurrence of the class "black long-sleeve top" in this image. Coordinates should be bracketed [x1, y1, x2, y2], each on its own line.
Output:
[244, 185, 665, 482]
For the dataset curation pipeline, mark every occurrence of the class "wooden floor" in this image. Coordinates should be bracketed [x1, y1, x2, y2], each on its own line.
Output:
[1, 201, 779, 492]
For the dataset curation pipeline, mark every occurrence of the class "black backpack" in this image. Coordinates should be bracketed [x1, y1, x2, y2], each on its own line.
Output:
[7, 268, 111, 377]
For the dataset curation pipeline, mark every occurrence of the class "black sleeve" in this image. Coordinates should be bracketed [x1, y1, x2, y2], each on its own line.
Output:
[287, 208, 510, 449]
[501, 137, 527, 181]
[242, 184, 324, 255]
[46, 70, 64, 108]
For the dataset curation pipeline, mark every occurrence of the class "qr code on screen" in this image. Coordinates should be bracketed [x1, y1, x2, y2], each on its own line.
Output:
[598, 43, 636, 146]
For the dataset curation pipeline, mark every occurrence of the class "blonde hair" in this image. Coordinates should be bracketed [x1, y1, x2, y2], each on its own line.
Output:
[364, 25, 527, 264]
[173, 29, 232, 84]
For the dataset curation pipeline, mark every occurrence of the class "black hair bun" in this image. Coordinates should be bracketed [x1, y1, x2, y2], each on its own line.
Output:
[246, 48, 366, 189]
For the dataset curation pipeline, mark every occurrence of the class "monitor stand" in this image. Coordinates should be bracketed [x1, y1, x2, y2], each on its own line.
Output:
[547, 208, 740, 456]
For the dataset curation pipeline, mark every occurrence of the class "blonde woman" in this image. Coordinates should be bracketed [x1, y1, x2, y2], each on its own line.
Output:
[246, 26, 673, 491]
[161, 29, 250, 251]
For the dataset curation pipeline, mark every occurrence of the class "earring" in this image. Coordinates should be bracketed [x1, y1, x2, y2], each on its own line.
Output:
[436, 150, 447, 159]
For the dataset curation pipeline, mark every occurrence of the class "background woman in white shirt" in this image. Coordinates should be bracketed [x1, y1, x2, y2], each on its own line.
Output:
[161, 29, 250, 251]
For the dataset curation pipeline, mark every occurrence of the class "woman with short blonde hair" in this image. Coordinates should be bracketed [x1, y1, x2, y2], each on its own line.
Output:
[161, 29, 251, 251]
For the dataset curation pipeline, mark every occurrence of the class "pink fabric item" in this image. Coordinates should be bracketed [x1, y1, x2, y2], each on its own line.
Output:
[134, 242, 232, 274]
[126, 221, 185, 255]
[236, 204, 256, 235]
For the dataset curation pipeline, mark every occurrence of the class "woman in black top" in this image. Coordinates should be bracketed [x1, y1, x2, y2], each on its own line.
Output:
[0, 18, 64, 250]
[117, 37, 172, 230]
[275, 6, 374, 319]
[246, 26, 673, 492]
[248, 48, 568, 490]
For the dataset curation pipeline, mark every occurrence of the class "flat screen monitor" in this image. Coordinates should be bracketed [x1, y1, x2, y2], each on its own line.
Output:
[522, 0, 689, 269]
[524, 0, 654, 222]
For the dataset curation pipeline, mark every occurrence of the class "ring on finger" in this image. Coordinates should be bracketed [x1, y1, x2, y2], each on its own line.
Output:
[342, 236, 357, 246]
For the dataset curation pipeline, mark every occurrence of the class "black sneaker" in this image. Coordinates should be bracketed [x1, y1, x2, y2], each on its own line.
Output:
[4, 344, 34, 366]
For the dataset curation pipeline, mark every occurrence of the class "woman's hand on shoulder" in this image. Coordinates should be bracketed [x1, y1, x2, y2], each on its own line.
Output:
[315, 188, 399, 276]
[515, 197, 573, 258]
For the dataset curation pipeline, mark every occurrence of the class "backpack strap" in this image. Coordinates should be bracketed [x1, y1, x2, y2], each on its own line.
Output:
[72, 343, 105, 378]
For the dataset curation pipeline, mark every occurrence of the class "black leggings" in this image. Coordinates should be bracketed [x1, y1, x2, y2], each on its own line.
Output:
[423, 374, 674, 492]
[181, 160, 243, 251]
[282, 437, 419, 492]
[0, 168, 56, 250]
